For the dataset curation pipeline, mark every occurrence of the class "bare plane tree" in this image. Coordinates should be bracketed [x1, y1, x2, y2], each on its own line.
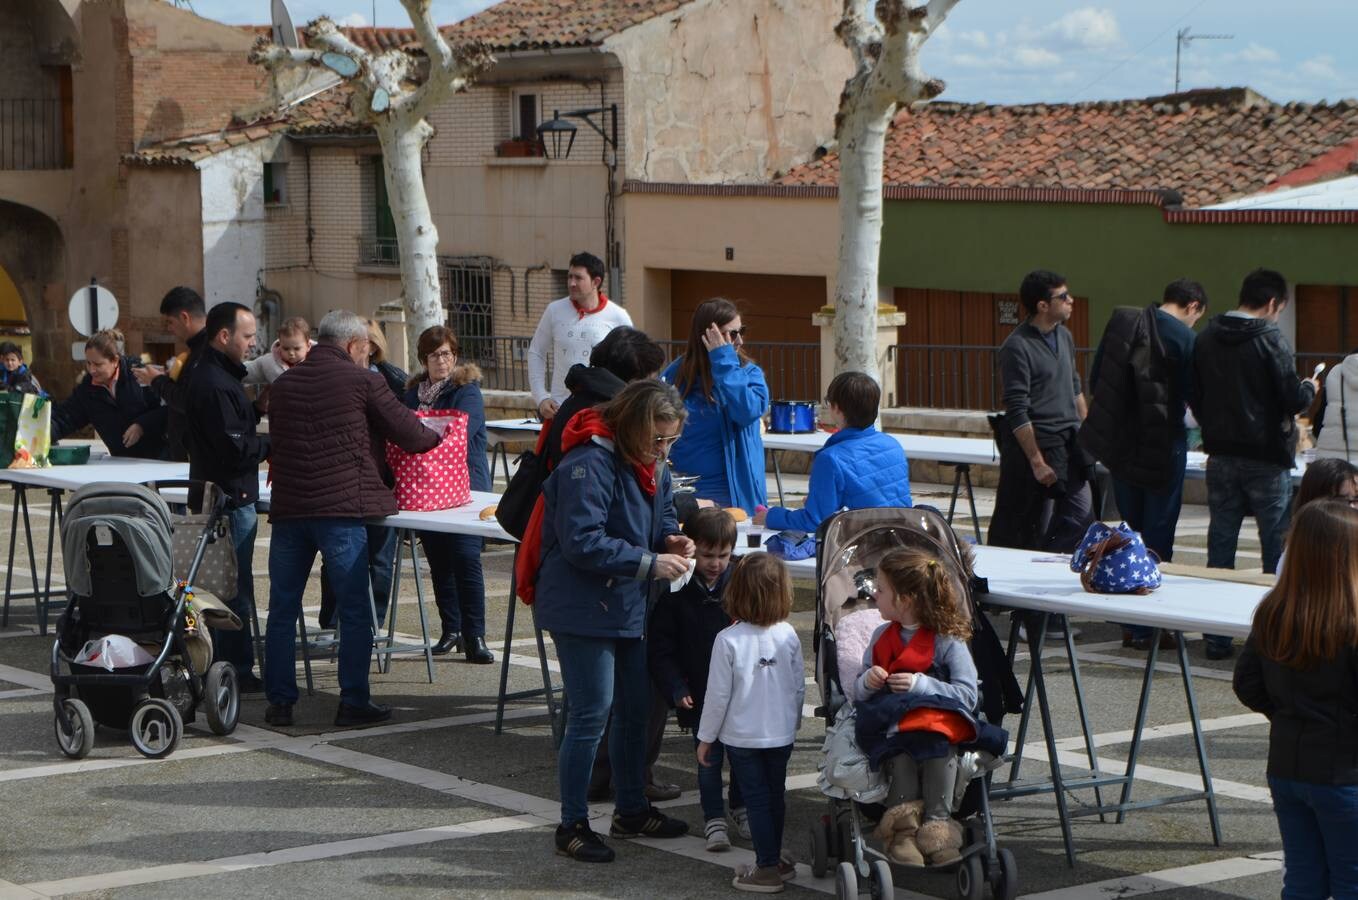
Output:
[251, 2, 493, 340]
[832, 0, 959, 380]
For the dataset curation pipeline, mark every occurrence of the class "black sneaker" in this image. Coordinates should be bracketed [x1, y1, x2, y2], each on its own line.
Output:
[334, 701, 392, 727]
[610, 806, 690, 839]
[555, 821, 615, 863]
[237, 672, 265, 695]
[264, 703, 293, 726]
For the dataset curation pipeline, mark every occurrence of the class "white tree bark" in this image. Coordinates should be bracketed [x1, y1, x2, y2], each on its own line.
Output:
[832, 0, 958, 381]
[251, 1, 493, 343]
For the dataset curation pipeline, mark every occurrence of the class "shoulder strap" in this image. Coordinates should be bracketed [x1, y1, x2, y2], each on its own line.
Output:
[1342, 372, 1350, 459]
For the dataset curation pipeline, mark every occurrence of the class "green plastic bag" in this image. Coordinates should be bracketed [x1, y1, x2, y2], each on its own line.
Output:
[12, 393, 50, 468]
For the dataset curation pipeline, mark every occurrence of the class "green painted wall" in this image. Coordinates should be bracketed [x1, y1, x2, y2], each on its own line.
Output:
[879, 200, 1358, 336]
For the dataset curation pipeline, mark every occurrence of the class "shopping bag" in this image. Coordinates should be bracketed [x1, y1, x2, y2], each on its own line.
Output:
[385, 409, 471, 511]
[1070, 521, 1161, 594]
[10, 393, 51, 468]
[764, 530, 816, 561]
[0, 392, 21, 468]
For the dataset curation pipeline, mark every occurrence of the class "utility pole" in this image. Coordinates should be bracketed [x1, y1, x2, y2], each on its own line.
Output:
[1175, 27, 1233, 93]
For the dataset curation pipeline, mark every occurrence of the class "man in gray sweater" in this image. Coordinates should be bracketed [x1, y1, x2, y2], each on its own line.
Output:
[989, 269, 1094, 553]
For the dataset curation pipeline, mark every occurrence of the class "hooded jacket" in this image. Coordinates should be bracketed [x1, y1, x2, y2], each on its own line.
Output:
[52, 356, 168, 460]
[1191, 313, 1315, 468]
[1314, 352, 1358, 462]
[544, 363, 626, 471]
[2, 364, 41, 395]
[402, 363, 490, 492]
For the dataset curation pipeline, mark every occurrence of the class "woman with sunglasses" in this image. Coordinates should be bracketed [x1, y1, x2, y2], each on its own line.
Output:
[403, 326, 494, 663]
[662, 298, 770, 515]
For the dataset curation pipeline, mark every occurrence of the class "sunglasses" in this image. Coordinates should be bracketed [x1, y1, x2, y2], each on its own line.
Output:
[722, 327, 748, 340]
[1047, 290, 1072, 303]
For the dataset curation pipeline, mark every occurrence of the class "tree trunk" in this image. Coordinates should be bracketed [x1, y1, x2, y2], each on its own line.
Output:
[833, 98, 893, 382]
[378, 117, 444, 343]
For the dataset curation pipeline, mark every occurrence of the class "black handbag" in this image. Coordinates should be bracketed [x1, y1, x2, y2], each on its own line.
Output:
[494, 447, 548, 541]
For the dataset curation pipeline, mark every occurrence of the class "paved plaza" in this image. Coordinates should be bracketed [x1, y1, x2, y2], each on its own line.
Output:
[0, 478, 1286, 899]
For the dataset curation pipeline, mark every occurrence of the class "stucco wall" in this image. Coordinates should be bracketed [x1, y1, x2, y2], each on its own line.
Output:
[607, 0, 849, 183]
[621, 191, 839, 335]
[125, 165, 201, 319]
[199, 140, 278, 309]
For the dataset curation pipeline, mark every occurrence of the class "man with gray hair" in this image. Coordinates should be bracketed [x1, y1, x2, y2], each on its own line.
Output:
[263, 309, 440, 728]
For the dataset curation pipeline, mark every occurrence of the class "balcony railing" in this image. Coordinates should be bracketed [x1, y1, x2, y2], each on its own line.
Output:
[0, 98, 67, 170]
[359, 236, 399, 266]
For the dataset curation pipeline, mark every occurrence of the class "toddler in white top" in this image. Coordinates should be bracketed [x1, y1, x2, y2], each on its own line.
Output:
[697, 552, 804, 893]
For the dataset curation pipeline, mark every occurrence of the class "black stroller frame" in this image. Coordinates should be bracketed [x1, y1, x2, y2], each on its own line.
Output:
[50, 479, 240, 760]
[808, 507, 1018, 900]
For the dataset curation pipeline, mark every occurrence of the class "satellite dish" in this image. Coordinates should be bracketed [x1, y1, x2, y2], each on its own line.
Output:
[271, 0, 299, 48]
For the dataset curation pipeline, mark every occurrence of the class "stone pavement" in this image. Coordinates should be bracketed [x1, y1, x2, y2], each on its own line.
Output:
[0, 475, 1287, 899]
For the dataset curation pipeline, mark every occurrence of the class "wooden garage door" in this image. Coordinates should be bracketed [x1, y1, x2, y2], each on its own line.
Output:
[893, 287, 1091, 411]
[670, 270, 825, 400]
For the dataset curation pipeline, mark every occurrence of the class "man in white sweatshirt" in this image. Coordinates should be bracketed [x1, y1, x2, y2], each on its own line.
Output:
[527, 251, 633, 420]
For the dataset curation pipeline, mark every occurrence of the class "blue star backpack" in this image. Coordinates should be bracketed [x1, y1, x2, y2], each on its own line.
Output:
[1070, 521, 1162, 594]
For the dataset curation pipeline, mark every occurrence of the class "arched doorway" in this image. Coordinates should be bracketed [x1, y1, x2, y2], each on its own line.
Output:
[0, 201, 68, 395]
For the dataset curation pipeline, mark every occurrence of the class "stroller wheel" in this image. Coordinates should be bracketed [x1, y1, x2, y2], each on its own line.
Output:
[54, 699, 95, 759]
[204, 662, 240, 735]
[868, 859, 893, 900]
[809, 821, 829, 878]
[992, 848, 1018, 900]
[129, 698, 182, 759]
[955, 853, 985, 900]
[835, 860, 858, 900]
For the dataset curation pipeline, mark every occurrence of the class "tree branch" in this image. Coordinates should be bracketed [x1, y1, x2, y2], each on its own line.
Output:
[402, 40, 494, 121]
[248, 36, 324, 71]
[400, 0, 453, 72]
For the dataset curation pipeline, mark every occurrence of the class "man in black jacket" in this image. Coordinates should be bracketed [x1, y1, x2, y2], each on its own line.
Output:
[990, 269, 1093, 554]
[187, 301, 271, 691]
[134, 286, 208, 462]
[1192, 269, 1318, 659]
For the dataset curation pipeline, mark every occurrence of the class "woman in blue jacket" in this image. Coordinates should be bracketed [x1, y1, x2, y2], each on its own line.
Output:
[403, 326, 493, 664]
[52, 330, 168, 459]
[535, 380, 693, 862]
[662, 298, 769, 514]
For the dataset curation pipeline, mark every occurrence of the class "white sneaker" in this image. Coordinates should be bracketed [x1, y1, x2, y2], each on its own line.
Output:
[705, 818, 730, 852]
[730, 806, 752, 840]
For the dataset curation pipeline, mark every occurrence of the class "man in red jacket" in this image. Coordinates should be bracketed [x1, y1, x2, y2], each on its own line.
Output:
[263, 310, 440, 727]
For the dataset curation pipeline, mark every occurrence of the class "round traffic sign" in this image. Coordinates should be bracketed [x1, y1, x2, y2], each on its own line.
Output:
[68, 285, 119, 337]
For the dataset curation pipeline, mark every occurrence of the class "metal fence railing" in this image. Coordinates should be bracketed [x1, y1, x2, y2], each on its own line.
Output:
[359, 236, 399, 266]
[888, 343, 1096, 412]
[0, 98, 66, 170]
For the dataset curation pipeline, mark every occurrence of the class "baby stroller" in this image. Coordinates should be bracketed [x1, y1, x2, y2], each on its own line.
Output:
[50, 480, 242, 759]
[808, 506, 1020, 900]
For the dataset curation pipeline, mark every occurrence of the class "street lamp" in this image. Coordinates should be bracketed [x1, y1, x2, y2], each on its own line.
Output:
[535, 104, 618, 160]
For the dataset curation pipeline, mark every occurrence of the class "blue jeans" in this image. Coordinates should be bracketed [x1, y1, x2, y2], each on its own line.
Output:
[1269, 776, 1358, 899]
[1206, 456, 1292, 649]
[419, 531, 486, 638]
[319, 525, 397, 628]
[212, 504, 258, 678]
[266, 519, 373, 707]
[1114, 436, 1187, 641]
[725, 744, 793, 869]
[551, 631, 650, 825]
[694, 734, 745, 822]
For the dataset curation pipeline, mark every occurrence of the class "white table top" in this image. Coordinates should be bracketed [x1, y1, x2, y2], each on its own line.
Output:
[378, 491, 512, 540]
[0, 458, 190, 491]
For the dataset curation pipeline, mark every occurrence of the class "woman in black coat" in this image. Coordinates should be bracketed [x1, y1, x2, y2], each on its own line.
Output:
[52, 330, 167, 459]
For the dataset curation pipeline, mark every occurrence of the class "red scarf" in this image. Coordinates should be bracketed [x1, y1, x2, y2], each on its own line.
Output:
[515, 409, 655, 605]
[574, 293, 610, 320]
[871, 625, 975, 743]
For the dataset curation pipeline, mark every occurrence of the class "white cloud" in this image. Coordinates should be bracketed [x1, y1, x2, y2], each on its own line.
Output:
[957, 30, 990, 50]
[335, 12, 369, 27]
[1014, 47, 1061, 68]
[1047, 7, 1121, 51]
[1238, 42, 1280, 64]
[1300, 54, 1339, 81]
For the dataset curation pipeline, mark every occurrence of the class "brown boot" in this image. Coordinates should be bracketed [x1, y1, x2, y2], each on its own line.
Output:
[874, 800, 925, 866]
[915, 817, 964, 866]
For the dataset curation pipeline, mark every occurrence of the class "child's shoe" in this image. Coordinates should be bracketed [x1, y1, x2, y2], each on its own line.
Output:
[705, 818, 731, 852]
[731, 864, 785, 893]
[730, 806, 752, 840]
[915, 817, 965, 865]
[873, 799, 925, 866]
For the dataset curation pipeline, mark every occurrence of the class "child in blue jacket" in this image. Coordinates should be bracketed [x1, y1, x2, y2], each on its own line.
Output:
[754, 372, 911, 533]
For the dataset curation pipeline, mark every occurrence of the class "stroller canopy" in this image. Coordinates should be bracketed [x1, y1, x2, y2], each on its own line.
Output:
[61, 482, 175, 599]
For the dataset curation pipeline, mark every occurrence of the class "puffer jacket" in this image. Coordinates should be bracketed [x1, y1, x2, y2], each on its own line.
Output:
[1314, 352, 1358, 461]
[764, 426, 911, 533]
[1191, 313, 1315, 468]
[534, 435, 679, 639]
[267, 343, 438, 521]
[403, 364, 490, 492]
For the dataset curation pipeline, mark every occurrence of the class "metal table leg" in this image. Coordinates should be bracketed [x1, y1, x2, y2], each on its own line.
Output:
[494, 549, 564, 744]
[1062, 613, 1107, 819]
[770, 449, 786, 506]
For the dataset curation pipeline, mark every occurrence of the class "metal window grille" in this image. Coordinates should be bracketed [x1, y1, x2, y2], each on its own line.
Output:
[439, 256, 495, 364]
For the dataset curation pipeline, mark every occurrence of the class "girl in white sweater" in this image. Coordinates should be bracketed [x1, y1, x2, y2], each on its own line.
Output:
[697, 552, 804, 894]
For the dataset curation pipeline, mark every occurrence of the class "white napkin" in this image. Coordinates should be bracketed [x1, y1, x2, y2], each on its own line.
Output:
[670, 557, 697, 592]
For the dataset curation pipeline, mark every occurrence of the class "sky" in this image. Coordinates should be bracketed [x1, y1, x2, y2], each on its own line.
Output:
[189, 0, 1357, 105]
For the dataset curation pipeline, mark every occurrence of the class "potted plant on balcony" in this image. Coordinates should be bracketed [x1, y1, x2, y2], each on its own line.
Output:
[496, 138, 544, 158]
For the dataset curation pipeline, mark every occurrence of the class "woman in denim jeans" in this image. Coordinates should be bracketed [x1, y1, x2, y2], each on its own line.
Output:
[1234, 499, 1358, 899]
[532, 380, 694, 862]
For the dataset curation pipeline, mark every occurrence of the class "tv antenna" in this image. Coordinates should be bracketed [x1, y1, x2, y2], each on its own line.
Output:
[1175, 27, 1233, 93]
[168, 0, 195, 9]
[270, 0, 300, 48]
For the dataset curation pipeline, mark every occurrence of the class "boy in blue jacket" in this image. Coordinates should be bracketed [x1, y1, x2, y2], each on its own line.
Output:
[754, 372, 911, 533]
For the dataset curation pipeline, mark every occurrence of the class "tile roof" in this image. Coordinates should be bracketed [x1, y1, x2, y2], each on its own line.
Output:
[779, 88, 1358, 208]
[124, 82, 368, 167]
[239, 25, 418, 55]
[444, 0, 695, 51]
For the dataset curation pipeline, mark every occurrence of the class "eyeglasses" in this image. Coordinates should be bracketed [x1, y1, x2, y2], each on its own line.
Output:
[653, 433, 682, 448]
[1048, 291, 1072, 303]
[427, 349, 456, 362]
[722, 327, 747, 340]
